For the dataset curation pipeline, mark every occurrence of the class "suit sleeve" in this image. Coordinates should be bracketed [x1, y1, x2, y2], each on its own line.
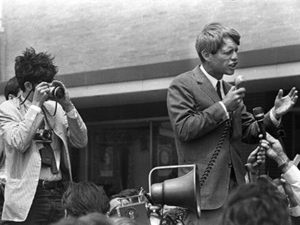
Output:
[167, 77, 228, 142]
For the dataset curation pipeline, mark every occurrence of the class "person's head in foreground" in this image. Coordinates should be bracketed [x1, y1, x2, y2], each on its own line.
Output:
[222, 175, 291, 225]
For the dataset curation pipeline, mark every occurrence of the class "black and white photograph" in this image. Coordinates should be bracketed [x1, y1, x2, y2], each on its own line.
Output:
[0, 0, 299, 225]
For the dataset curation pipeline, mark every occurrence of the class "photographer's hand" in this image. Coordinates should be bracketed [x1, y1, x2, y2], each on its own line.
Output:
[51, 80, 74, 112]
[32, 82, 51, 107]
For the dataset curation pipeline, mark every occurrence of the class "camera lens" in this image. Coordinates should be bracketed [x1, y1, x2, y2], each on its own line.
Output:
[34, 129, 52, 143]
[42, 130, 52, 140]
[50, 86, 65, 99]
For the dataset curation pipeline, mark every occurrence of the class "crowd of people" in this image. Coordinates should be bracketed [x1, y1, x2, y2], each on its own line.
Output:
[0, 22, 298, 225]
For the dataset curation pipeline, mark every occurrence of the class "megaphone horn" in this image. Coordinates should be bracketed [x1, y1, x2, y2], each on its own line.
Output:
[148, 164, 201, 218]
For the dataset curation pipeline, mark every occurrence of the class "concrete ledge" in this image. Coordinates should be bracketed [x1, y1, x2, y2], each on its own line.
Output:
[70, 61, 300, 108]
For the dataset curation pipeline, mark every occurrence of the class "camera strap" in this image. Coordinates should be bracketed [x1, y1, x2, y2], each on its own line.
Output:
[19, 89, 33, 106]
[39, 108, 59, 174]
[40, 143, 59, 174]
[42, 101, 59, 117]
[41, 106, 54, 132]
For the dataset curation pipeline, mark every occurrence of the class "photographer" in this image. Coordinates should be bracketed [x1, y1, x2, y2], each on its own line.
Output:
[0, 48, 88, 225]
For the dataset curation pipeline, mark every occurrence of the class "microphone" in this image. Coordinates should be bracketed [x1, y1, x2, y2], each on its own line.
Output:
[234, 75, 245, 89]
[252, 107, 267, 175]
[252, 107, 266, 139]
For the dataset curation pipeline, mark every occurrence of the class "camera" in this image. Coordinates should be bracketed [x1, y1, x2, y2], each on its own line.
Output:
[34, 129, 52, 143]
[110, 194, 151, 225]
[49, 85, 65, 99]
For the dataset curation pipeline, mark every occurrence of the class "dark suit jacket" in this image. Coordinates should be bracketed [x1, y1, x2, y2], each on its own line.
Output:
[167, 65, 277, 210]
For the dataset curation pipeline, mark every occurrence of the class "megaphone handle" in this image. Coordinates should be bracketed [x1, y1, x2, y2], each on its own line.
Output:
[144, 192, 155, 205]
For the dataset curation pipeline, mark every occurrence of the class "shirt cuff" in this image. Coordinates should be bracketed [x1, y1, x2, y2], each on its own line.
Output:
[282, 164, 300, 184]
[219, 101, 229, 119]
[289, 205, 300, 217]
[30, 105, 42, 113]
[66, 108, 77, 119]
[270, 108, 281, 127]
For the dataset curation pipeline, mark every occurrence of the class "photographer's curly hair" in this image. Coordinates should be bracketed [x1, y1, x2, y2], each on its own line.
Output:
[222, 176, 291, 225]
[15, 47, 58, 91]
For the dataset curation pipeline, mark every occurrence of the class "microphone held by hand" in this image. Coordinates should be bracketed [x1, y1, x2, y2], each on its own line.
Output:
[253, 106, 267, 175]
[253, 107, 266, 139]
[234, 75, 245, 89]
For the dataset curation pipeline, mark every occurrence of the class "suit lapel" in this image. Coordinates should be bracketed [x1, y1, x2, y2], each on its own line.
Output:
[192, 65, 220, 102]
[223, 81, 232, 95]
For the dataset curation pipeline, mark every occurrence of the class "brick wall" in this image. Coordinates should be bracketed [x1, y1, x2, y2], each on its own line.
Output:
[2, 0, 300, 80]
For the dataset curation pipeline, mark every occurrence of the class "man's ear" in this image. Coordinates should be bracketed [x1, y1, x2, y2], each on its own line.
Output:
[8, 94, 15, 100]
[24, 81, 33, 91]
[201, 49, 212, 62]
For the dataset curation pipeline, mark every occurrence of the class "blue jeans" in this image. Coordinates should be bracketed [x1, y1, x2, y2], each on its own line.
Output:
[3, 181, 66, 225]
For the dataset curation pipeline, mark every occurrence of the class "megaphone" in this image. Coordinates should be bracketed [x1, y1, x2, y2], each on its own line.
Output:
[148, 164, 201, 218]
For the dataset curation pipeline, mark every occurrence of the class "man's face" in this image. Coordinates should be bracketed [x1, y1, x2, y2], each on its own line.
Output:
[209, 37, 239, 77]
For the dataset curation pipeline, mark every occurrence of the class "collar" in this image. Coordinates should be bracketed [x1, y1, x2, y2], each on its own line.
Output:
[17, 94, 31, 110]
[200, 65, 226, 98]
[200, 65, 220, 88]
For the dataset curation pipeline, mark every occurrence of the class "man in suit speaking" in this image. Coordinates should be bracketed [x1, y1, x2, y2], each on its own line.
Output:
[167, 22, 298, 225]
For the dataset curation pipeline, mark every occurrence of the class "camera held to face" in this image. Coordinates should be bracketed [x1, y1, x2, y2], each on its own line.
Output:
[34, 129, 52, 143]
[49, 84, 65, 99]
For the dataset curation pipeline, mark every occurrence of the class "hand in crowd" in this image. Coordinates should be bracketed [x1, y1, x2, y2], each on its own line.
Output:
[264, 133, 289, 167]
[273, 87, 298, 120]
[274, 178, 299, 208]
[246, 138, 268, 173]
[222, 86, 246, 112]
[247, 140, 267, 167]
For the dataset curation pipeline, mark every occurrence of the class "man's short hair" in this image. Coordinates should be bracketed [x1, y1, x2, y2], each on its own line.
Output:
[4, 76, 20, 100]
[62, 182, 110, 218]
[15, 47, 58, 91]
[222, 176, 291, 225]
[195, 22, 240, 62]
